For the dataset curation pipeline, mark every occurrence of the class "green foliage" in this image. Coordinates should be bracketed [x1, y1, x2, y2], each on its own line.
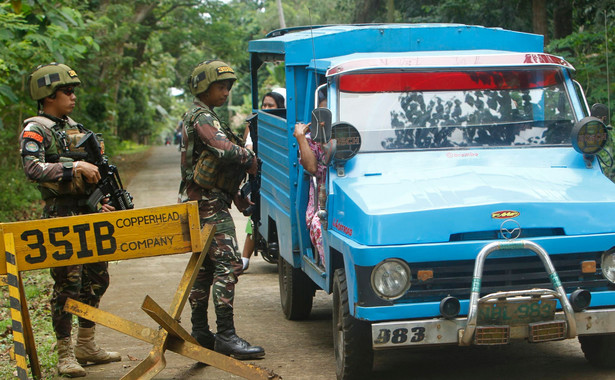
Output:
[0, 167, 43, 222]
[398, 0, 533, 32]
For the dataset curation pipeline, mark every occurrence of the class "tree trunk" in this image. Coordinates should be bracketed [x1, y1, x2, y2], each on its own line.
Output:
[532, 0, 548, 46]
[276, 0, 286, 29]
[386, 0, 395, 23]
[355, 0, 380, 24]
[553, 0, 573, 39]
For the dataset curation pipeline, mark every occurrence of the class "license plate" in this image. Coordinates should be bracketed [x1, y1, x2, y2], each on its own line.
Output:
[477, 298, 556, 325]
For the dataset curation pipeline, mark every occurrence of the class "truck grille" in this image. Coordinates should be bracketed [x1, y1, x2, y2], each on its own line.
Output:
[400, 252, 608, 303]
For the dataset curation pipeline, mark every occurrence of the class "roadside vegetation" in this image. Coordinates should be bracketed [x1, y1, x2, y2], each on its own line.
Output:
[0, 0, 612, 377]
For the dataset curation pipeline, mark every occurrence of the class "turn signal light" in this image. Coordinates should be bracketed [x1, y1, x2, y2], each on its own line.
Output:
[417, 270, 433, 281]
[581, 261, 596, 274]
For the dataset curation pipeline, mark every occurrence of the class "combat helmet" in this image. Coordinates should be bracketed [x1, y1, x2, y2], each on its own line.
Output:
[28, 63, 81, 101]
[188, 60, 236, 96]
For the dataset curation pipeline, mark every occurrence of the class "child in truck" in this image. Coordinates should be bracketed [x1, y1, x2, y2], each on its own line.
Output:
[293, 89, 328, 266]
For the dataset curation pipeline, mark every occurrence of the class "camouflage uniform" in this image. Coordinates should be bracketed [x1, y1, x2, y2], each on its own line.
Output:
[20, 113, 109, 339]
[179, 99, 255, 336]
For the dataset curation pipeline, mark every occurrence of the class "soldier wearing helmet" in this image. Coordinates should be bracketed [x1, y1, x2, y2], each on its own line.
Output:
[178, 60, 264, 359]
[20, 63, 121, 377]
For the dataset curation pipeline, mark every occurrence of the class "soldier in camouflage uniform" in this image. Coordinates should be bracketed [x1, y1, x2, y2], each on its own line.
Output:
[20, 63, 121, 377]
[178, 60, 264, 359]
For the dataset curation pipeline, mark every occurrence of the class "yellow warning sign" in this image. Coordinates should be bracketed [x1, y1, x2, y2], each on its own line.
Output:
[0, 202, 202, 274]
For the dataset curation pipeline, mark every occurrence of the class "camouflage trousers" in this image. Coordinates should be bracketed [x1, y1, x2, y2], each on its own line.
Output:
[189, 196, 242, 331]
[51, 263, 110, 339]
[45, 203, 110, 339]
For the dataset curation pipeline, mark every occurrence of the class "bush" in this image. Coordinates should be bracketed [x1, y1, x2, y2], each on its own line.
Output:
[0, 167, 43, 222]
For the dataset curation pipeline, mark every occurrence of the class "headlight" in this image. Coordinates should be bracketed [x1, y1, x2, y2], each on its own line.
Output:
[371, 259, 411, 300]
[602, 250, 615, 283]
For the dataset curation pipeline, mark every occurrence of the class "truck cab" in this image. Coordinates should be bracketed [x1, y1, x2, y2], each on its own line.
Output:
[248, 24, 615, 380]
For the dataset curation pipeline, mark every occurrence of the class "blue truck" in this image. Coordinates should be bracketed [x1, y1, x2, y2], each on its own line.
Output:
[247, 24, 615, 379]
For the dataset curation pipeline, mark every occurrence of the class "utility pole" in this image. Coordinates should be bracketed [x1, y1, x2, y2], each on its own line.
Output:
[276, 0, 286, 28]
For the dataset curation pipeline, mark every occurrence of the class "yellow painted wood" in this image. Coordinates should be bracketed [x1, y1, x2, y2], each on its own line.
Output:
[166, 339, 280, 380]
[0, 202, 200, 274]
[19, 274, 41, 380]
[64, 299, 158, 344]
[0, 225, 6, 276]
[141, 295, 198, 344]
[121, 342, 167, 380]
[59, 209, 278, 379]
[187, 201, 203, 253]
[5, 233, 29, 380]
[122, 248, 208, 379]
[3, 201, 274, 379]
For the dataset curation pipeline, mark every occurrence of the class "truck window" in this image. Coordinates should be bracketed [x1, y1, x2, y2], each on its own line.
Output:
[337, 68, 575, 152]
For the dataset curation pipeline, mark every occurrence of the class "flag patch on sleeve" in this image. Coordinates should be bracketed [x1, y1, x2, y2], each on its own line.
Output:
[23, 131, 44, 143]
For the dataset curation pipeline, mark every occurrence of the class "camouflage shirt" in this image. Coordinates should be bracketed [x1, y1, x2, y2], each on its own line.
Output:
[179, 99, 255, 206]
[19, 113, 93, 200]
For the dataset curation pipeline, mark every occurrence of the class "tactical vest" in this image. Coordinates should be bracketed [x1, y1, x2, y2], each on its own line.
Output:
[22, 116, 94, 198]
[181, 106, 249, 197]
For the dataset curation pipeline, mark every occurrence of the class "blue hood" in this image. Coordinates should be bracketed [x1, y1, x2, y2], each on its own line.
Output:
[329, 148, 615, 246]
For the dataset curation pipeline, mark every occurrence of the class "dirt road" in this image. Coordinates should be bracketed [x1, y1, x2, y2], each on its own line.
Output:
[70, 146, 615, 380]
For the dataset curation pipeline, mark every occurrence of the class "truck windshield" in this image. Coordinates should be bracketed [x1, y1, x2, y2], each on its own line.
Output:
[337, 68, 575, 152]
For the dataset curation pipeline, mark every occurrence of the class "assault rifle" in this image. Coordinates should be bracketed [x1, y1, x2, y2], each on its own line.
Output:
[76, 132, 134, 211]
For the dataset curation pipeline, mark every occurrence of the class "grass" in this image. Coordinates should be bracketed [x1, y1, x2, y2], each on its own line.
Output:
[0, 146, 151, 378]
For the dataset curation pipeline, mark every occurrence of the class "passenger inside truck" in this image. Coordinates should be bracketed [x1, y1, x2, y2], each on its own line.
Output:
[293, 85, 329, 267]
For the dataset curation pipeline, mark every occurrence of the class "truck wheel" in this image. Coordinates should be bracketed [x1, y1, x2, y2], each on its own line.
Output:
[278, 257, 314, 320]
[333, 269, 373, 380]
[579, 334, 615, 368]
[258, 235, 278, 264]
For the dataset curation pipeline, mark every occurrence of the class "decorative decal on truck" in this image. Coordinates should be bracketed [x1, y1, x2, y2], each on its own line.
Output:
[332, 219, 353, 236]
[491, 210, 520, 219]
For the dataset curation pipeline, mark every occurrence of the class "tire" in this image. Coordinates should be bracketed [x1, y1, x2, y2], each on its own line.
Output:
[258, 234, 277, 264]
[278, 256, 314, 320]
[579, 334, 615, 368]
[332, 269, 374, 380]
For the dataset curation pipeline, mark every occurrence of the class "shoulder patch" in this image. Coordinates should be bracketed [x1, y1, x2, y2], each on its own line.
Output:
[24, 140, 40, 153]
[23, 131, 44, 143]
[216, 66, 234, 75]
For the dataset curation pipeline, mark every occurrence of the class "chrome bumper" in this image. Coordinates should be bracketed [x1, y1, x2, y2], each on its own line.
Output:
[371, 307, 615, 349]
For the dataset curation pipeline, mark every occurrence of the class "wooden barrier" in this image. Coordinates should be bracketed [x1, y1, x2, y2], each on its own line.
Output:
[1, 202, 279, 380]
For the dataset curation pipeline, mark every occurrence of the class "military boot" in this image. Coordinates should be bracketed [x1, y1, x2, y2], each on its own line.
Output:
[214, 309, 265, 360]
[191, 303, 216, 350]
[57, 337, 86, 377]
[214, 330, 266, 360]
[74, 326, 122, 365]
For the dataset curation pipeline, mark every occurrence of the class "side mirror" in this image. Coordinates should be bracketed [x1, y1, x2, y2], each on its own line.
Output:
[310, 107, 332, 143]
[571, 116, 608, 169]
[331, 122, 361, 176]
[571, 116, 608, 155]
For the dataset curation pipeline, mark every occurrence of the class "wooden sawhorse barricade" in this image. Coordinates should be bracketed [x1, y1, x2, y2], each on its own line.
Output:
[1, 201, 279, 380]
